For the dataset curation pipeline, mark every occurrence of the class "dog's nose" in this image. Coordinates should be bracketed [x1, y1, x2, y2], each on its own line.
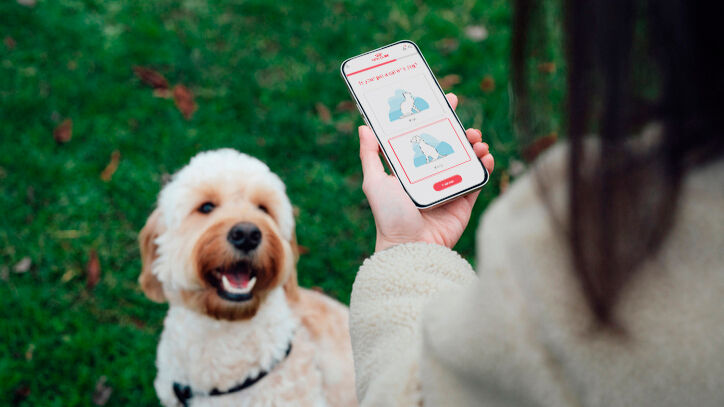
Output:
[227, 222, 262, 252]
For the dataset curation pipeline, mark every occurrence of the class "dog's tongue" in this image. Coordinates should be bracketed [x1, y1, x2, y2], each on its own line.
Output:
[223, 271, 250, 288]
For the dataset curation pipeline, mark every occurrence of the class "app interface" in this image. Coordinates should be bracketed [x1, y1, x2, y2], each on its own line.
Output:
[343, 41, 486, 206]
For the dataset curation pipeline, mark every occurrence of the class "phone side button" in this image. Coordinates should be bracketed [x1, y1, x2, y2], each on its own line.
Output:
[433, 175, 462, 191]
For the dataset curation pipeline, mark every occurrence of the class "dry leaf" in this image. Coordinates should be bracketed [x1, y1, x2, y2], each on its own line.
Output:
[464, 25, 489, 42]
[173, 85, 196, 120]
[53, 119, 72, 144]
[297, 245, 310, 255]
[13, 386, 30, 403]
[13, 257, 31, 273]
[335, 100, 356, 112]
[132, 66, 169, 90]
[86, 250, 100, 289]
[480, 75, 496, 93]
[61, 269, 77, 283]
[315, 102, 332, 123]
[335, 120, 354, 134]
[100, 150, 121, 182]
[4, 36, 16, 50]
[152, 88, 173, 99]
[16, 0, 36, 7]
[499, 170, 510, 193]
[25, 344, 34, 361]
[92, 376, 112, 406]
[437, 38, 459, 54]
[1, 266, 8, 281]
[292, 205, 301, 217]
[522, 132, 558, 162]
[438, 74, 461, 90]
[310, 286, 324, 293]
[537, 62, 556, 74]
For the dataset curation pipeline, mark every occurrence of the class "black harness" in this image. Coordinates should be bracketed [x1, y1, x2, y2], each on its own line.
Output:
[172, 341, 293, 407]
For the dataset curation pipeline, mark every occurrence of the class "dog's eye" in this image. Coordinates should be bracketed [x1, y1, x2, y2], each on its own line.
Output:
[198, 202, 216, 214]
[258, 204, 269, 214]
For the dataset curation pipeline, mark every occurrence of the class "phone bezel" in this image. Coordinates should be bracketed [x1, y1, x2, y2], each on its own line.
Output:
[340, 40, 489, 209]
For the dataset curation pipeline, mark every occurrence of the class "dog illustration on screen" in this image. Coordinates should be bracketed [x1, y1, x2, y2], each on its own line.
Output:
[400, 91, 420, 116]
[388, 89, 430, 121]
[410, 134, 453, 166]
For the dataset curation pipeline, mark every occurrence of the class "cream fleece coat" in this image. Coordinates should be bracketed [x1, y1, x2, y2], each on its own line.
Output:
[350, 144, 724, 406]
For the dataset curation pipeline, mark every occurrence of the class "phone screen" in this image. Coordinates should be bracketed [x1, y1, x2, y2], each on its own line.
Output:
[341, 40, 488, 208]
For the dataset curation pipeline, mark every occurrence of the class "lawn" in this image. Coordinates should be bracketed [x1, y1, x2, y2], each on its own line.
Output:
[0, 0, 562, 405]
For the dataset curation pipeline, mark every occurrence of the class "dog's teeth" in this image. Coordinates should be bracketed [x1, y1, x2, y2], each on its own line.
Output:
[221, 275, 254, 295]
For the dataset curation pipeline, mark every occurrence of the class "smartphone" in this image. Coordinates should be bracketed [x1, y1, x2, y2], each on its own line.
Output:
[341, 40, 489, 209]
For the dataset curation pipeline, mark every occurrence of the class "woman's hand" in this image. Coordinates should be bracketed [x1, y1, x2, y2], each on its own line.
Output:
[359, 93, 495, 252]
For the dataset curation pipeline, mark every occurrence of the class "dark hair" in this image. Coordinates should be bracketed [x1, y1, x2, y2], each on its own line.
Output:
[512, 0, 724, 326]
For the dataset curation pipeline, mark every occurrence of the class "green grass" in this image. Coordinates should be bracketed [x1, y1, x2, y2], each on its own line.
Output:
[0, 0, 562, 405]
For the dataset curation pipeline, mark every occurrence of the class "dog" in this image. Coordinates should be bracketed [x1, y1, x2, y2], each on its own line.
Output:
[410, 135, 442, 163]
[400, 91, 420, 117]
[138, 149, 357, 406]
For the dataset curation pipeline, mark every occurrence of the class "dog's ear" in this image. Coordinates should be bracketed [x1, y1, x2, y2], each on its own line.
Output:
[139, 208, 166, 303]
[283, 229, 301, 303]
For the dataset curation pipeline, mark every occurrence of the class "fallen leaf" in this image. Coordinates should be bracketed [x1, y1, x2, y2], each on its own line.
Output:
[436, 38, 459, 54]
[537, 62, 556, 74]
[132, 66, 169, 90]
[438, 74, 461, 90]
[297, 245, 310, 255]
[13, 386, 30, 404]
[66, 60, 77, 71]
[13, 257, 31, 273]
[335, 120, 354, 134]
[61, 269, 77, 283]
[464, 25, 489, 42]
[310, 286, 324, 293]
[152, 88, 173, 99]
[100, 150, 121, 182]
[86, 250, 100, 289]
[173, 85, 196, 120]
[92, 376, 112, 406]
[25, 344, 34, 361]
[53, 119, 73, 144]
[480, 75, 496, 93]
[500, 170, 510, 193]
[292, 205, 301, 217]
[16, 0, 35, 7]
[522, 132, 558, 162]
[335, 100, 356, 112]
[315, 102, 332, 123]
[4, 36, 16, 50]
[1, 266, 8, 281]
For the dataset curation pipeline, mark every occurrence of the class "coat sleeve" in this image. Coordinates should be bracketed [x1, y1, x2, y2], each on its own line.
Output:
[349, 242, 477, 406]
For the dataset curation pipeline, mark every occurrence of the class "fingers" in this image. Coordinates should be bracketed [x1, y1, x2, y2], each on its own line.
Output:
[445, 93, 458, 111]
[472, 141, 489, 157]
[358, 125, 385, 180]
[465, 128, 482, 144]
[481, 152, 494, 174]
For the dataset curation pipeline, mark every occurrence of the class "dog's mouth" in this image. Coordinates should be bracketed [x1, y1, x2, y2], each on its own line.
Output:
[206, 261, 258, 302]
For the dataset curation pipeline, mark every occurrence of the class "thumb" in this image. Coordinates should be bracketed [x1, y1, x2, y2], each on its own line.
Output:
[358, 125, 385, 179]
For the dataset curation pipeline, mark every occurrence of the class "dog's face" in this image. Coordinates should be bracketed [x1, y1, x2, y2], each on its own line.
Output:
[139, 149, 299, 320]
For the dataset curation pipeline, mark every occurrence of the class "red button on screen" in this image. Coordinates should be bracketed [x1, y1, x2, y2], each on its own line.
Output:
[433, 175, 462, 191]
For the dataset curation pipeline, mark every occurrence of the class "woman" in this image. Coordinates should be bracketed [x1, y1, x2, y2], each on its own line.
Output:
[349, 0, 723, 405]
